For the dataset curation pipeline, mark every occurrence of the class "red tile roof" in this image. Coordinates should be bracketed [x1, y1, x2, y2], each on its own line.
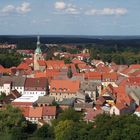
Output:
[46, 60, 65, 70]
[34, 70, 60, 79]
[115, 102, 128, 110]
[102, 72, 118, 81]
[85, 108, 103, 121]
[20, 107, 30, 117]
[72, 59, 86, 65]
[25, 78, 47, 90]
[50, 80, 80, 93]
[115, 86, 133, 104]
[29, 107, 43, 118]
[17, 62, 29, 70]
[38, 60, 46, 66]
[85, 72, 102, 80]
[42, 106, 56, 116]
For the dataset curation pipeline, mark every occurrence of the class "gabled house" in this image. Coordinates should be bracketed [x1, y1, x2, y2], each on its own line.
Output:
[42, 106, 56, 123]
[36, 96, 55, 106]
[49, 80, 80, 101]
[110, 102, 131, 115]
[28, 107, 43, 123]
[24, 78, 48, 96]
[0, 76, 26, 95]
[0, 90, 21, 107]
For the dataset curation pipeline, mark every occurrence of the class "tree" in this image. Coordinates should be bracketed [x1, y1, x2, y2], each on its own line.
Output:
[54, 120, 75, 140]
[67, 66, 73, 78]
[57, 108, 81, 122]
[34, 124, 54, 140]
[0, 92, 6, 100]
[0, 105, 28, 138]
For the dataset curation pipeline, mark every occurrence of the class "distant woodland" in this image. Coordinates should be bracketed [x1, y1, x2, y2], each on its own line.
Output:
[0, 36, 140, 67]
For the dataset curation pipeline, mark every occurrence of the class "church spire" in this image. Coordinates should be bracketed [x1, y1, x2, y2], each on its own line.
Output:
[35, 35, 42, 54]
[37, 35, 40, 46]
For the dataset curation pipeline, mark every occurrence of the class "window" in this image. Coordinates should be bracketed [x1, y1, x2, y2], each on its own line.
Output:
[59, 88, 62, 92]
[52, 87, 56, 91]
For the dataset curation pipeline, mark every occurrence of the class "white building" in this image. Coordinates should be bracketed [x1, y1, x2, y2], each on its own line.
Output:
[0, 76, 26, 95]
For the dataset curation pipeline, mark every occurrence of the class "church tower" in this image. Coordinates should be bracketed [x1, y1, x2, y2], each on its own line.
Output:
[34, 36, 44, 71]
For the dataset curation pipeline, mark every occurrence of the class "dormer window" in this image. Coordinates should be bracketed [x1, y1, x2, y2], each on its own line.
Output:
[63, 88, 67, 92]
[52, 87, 56, 91]
[59, 88, 62, 92]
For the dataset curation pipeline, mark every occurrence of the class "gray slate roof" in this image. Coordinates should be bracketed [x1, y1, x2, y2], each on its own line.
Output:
[36, 96, 55, 104]
[0, 76, 26, 87]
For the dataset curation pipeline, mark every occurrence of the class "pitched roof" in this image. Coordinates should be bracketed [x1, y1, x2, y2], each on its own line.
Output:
[72, 59, 86, 65]
[85, 108, 104, 121]
[0, 76, 26, 86]
[42, 106, 56, 116]
[102, 72, 118, 81]
[85, 72, 101, 80]
[38, 60, 46, 66]
[115, 102, 128, 110]
[20, 107, 30, 117]
[115, 86, 133, 104]
[50, 80, 80, 93]
[25, 78, 47, 89]
[36, 96, 55, 104]
[17, 62, 29, 70]
[29, 107, 43, 118]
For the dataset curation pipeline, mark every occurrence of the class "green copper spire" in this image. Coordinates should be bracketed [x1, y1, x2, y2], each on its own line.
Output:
[35, 35, 42, 54]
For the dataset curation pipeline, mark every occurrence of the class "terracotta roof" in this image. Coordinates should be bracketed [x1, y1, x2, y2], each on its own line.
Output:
[102, 72, 118, 81]
[0, 65, 4, 71]
[115, 86, 133, 104]
[85, 108, 104, 121]
[129, 70, 140, 77]
[20, 107, 30, 117]
[17, 62, 29, 70]
[23, 58, 33, 65]
[121, 64, 140, 75]
[96, 66, 112, 73]
[85, 72, 101, 80]
[50, 80, 80, 93]
[34, 70, 60, 78]
[72, 59, 86, 65]
[127, 77, 140, 85]
[42, 106, 56, 116]
[38, 60, 46, 66]
[46, 60, 65, 70]
[29, 107, 43, 118]
[25, 78, 47, 90]
[115, 102, 128, 110]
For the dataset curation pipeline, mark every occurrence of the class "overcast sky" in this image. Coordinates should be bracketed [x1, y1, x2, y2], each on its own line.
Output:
[0, 0, 140, 35]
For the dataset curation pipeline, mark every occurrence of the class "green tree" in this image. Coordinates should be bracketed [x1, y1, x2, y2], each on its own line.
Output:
[57, 108, 81, 122]
[67, 66, 73, 78]
[54, 120, 75, 140]
[34, 124, 54, 140]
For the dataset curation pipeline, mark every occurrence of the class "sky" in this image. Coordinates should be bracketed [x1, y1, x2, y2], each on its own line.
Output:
[0, 0, 140, 35]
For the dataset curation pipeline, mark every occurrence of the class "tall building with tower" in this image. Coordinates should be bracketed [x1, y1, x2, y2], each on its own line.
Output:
[34, 36, 45, 71]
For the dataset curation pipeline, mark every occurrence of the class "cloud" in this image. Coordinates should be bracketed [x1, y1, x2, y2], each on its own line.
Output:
[54, 2, 66, 10]
[54, 2, 80, 15]
[0, 2, 31, 16]
[2, 5, 15, 14]
[16, 2, 31, 14]
[85, 8, 127, 16]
